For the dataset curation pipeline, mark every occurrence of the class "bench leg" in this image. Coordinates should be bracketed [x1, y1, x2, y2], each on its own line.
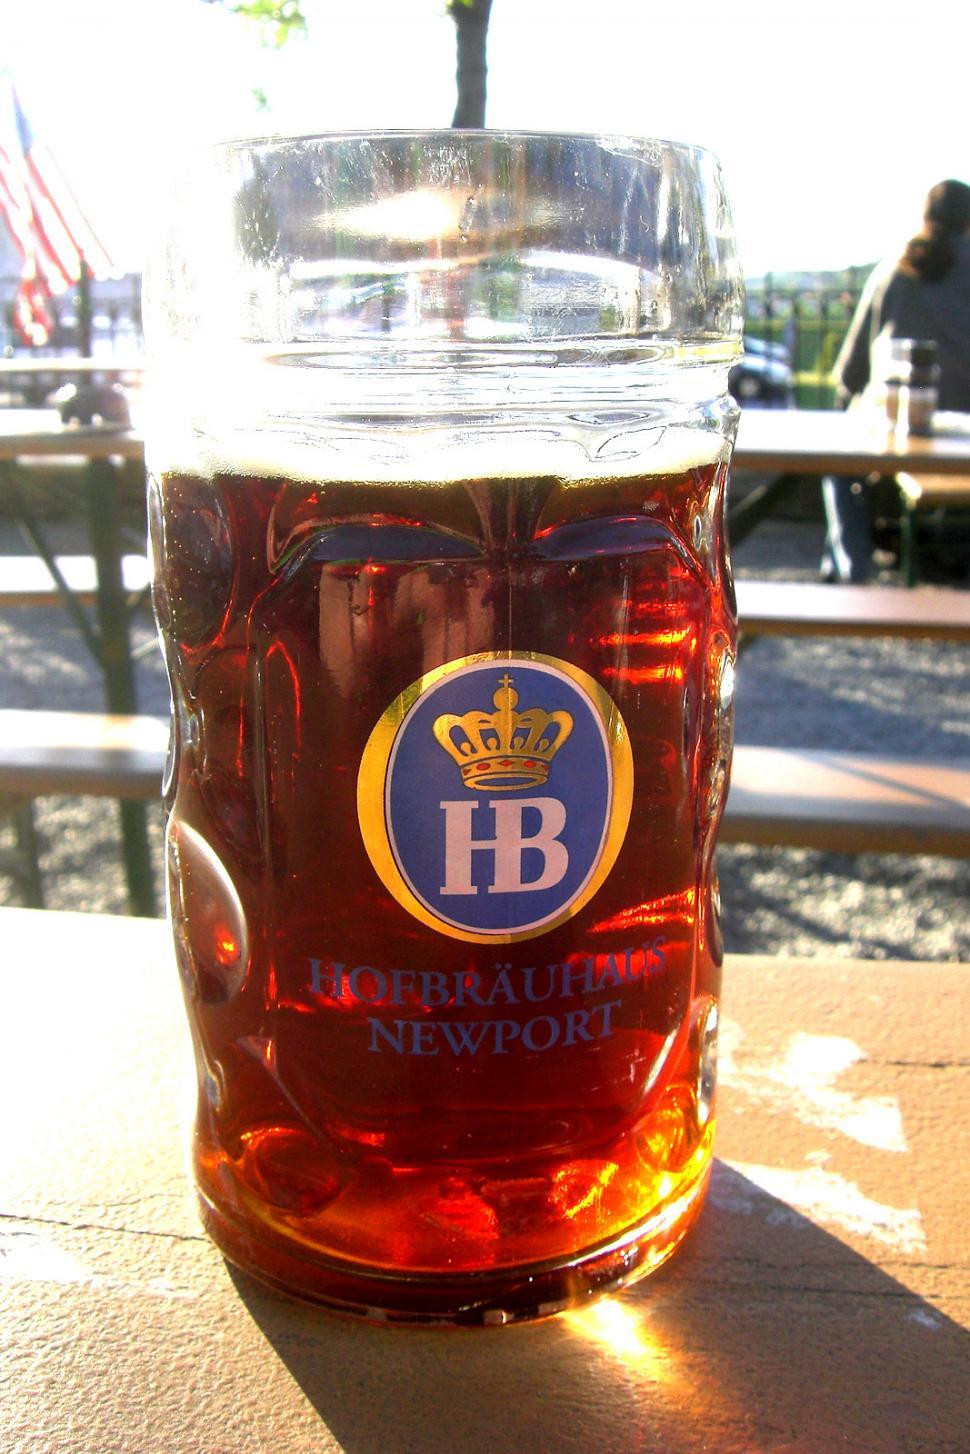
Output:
[900, 506, 919, 588]
[86, 458, 159, 916]
[12, 801, 46, 909]
[118, 800, 157, 919]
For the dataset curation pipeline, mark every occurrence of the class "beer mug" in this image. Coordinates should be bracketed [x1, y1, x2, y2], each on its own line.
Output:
[145, 131, 742, 1324]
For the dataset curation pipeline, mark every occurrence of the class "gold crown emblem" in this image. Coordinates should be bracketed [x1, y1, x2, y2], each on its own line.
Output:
[433, 673, 574, 791]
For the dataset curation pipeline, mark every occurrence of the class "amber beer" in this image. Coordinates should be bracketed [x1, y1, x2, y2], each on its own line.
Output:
[151, 445, 735, 1320]
[146, 129, 742, 1322]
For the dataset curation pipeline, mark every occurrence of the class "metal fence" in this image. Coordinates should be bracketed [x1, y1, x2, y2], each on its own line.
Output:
[745, 272, 869, 408]
[1, 269, 873, 411]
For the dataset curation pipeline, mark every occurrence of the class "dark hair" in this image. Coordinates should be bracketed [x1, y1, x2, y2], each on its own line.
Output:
[899, 179, 970, 283]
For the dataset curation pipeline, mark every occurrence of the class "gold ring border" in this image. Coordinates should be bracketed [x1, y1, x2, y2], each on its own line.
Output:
[356, 651, 634, 944]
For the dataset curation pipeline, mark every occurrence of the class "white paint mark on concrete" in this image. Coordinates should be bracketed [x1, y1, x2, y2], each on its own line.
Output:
[708, 1166, 806, 1226]
[0, 1228, 93, 1287]
[724, 1160, 927, 1254]
[0, 1228, 195, 1299]
[719, 1019, 908, 1153]
[907, 1307, 944, 1330]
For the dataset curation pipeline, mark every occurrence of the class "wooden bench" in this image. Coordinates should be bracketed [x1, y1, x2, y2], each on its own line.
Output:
[725, 744, 970, 858]
[735, 578, 970, 641]
[0, 545, 157, 915]
[0, 711, 167, 907]
[2, 715, 968, 895]
[0, 553, 151, 608]
[4, 560, 969, 643]
[0, 710, 168, 799]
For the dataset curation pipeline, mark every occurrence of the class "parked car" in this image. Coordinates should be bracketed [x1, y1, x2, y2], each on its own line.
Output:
[730, 336, 794, 405]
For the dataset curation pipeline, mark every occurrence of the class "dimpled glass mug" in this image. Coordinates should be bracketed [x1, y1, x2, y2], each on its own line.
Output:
[143, 131, 743, 1325]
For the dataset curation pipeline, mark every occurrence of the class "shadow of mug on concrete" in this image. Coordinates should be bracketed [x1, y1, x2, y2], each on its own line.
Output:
[226, 1162, 968, 1452]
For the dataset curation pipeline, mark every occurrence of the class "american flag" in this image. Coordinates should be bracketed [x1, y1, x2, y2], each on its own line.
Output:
[0, 70, 113, 346]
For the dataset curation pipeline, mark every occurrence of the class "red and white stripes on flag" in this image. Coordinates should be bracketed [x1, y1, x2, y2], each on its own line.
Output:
[0, 70, 113, 345]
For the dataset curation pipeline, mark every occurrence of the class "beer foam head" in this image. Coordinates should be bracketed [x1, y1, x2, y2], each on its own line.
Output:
[152, 421, 728, 487]
[145, 351, 734, 486]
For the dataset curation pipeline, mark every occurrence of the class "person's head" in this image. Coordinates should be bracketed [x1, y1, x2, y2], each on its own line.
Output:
[900, 178, 970, 282]
[924, 178, 970, 233]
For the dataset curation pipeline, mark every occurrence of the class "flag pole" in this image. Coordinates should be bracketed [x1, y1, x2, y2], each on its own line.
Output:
[77, 252, 92, 356]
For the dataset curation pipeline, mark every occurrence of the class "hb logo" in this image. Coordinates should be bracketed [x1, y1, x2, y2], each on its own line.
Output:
[434, 673, 572, 897]
[357, 654, 633, 944]
[438, 796, 568, 897]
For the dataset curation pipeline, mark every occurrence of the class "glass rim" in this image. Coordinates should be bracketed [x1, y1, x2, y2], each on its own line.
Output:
[148, 126, 742, 381]
[213, 127, 721, 165]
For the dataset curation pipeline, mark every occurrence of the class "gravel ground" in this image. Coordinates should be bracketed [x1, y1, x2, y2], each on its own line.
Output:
[1, 508, 967, 961]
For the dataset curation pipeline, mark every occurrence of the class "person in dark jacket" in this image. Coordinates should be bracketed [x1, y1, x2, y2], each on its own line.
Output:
[822, 179, 970, 582]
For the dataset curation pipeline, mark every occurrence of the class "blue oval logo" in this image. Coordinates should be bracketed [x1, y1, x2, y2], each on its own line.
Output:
[358, 654, 633, 943]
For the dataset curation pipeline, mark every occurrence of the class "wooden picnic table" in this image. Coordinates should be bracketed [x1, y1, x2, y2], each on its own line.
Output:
[4, 401, 970, 471]
[0, 357, 144, 408]
[730, 407, 970, 570]
[734, 577, 970, 639]
[0, 409, 152, 913]
[0, 407, 143, 459]
[0, 357, 143, 376]
[0, 907, 965, 1454]
[734, 406, 970, 476]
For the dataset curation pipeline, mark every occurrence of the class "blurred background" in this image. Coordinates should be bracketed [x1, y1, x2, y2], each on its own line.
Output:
[2, 0, 967, 397]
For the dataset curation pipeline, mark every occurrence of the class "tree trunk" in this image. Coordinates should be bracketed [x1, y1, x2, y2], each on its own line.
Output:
[449, 0, 492, 129]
